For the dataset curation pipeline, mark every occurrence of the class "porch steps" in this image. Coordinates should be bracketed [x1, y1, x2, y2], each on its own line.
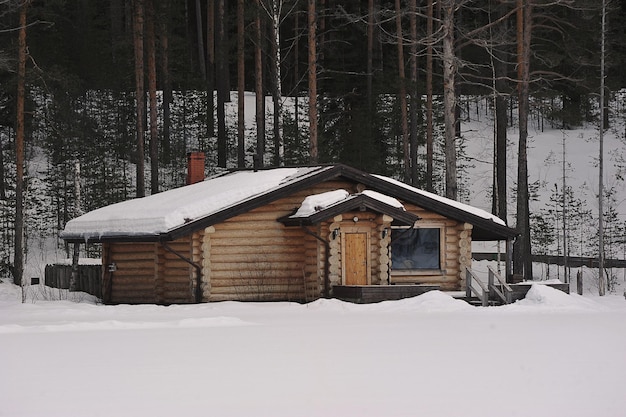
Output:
[454, 295, 501, 307]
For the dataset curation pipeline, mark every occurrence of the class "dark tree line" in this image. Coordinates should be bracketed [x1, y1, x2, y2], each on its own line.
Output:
[1, 0, 625, 284]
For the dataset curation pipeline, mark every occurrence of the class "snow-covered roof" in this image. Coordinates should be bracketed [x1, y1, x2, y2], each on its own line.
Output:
[290, 189, 404, 218]
[62, 164, 516, 242]
[372, 174, 506, 226]
[62, 166, 328, 241]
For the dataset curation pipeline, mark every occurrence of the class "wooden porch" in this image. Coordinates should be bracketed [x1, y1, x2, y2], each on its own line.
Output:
[333, 284, 440, 304]
[332, 266, 570, 305]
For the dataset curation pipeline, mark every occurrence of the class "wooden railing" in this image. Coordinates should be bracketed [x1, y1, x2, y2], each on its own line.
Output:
[487, 266, 513, 305]
[465, 268, 489, 306]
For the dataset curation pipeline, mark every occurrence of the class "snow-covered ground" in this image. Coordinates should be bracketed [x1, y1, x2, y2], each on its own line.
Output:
[1, 280, 625, 417]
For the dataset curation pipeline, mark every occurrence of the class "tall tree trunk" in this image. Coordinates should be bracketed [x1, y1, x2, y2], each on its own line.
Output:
[442, 0, 457, 200]
[494, 1, 508, 222]
[237, 0, 245, 168]
[195, 0, 206, 79]
[133, 0, 146, 197]
[255, 0, 265, 167]
[513, 0, 533, 279]
[207, 0, 215, 137]
[409, 0, 419, 186]
[160, 0, 172, 164]
[367, 0, 374, 114]
[395, 0, 410, 182]
[426, 0, 434, 192]
[14, 0, 29, 287]
[270, 0, 282, 166]
[598, 0, 607, 295]
[216, 0, 227, 167]
[146, 0, 158, 193]
[308, 0, 318, 163]
[292, 7, 300, 162]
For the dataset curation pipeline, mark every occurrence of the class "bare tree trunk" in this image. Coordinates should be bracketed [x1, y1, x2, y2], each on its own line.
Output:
[293, 7, 300, 160]
[442, 0, 457, 200]
[367, 0, 374, 114]
[426, 0, 434, 192]
[195, 0, 206, 79]
[598, 0, 607, 295]
[395, 0, 410, 182]
[160, 0, 172, 164]
[133, 0, 146, 197]
[308, 0, 318, 163]
[409, 0, 419, 186]
[255, 0, 265, 167]
[14, 0, 29, 287]
[216, 0, 227, 167]
[207, 0, 215, 137]
[513, 0, 533, 279]
[493, 0, 508, 221]
[237, 0, 245, 168]
[146, 0, 158, 193]
[270, 0, 283, 166]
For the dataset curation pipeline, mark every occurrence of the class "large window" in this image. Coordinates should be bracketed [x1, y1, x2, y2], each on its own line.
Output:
[391, 228, 440, 270]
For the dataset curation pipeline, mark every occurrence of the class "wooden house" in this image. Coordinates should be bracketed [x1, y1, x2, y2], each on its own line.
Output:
[61, 163, 517, 304]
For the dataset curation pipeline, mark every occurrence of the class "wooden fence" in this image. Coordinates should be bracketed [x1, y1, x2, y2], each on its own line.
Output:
[44, 264, 102, 298]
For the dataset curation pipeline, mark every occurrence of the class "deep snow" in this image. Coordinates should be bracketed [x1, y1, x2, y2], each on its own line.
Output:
[1, 281, 625, 417]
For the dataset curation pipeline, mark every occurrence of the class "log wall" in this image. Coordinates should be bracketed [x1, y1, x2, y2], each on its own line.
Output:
[105, 236, 197, 304]
[203, 180, 355, 302]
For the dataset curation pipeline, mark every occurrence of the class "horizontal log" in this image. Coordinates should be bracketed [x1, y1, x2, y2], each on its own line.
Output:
[210, 228, 303, 239]
[161, 266, 191, 275]
[162, 275, 191, 284]
[390, 275, 447, 284]
[209, 245, 304, 255]
[108, 251, 155, 261]
[210, 261, 305, 272]
[210, 252, 304, 263]
[110, 244, 155, 254]
[209, 290, 305, 300]
[114, 260, 157, 270]
[162, 258, 192, 267]
[112, 274, 154, 283]
[210, 269, 302, 280]
[209, 238, 305, 247]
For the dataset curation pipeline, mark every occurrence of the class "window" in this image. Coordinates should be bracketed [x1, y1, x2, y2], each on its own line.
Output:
[391, 228, 440, 270]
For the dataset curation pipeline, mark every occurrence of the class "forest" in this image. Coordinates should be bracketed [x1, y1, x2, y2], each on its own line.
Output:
[1, 0, 625, 288]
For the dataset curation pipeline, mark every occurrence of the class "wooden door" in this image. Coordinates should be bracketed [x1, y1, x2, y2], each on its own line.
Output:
[344, 232, 368, 285]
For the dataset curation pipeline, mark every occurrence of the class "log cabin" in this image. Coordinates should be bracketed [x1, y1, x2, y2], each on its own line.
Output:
[61, 160, 517, 304]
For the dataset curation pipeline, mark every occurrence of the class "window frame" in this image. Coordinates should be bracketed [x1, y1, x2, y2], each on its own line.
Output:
[389, 224, 446, 276]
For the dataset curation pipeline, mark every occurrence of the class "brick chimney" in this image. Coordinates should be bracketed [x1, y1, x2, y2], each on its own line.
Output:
[186, 151, 205, 185]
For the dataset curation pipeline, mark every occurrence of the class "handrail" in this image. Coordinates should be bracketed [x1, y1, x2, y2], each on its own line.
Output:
[465, 268, 489, 306]
[487, 266, 513, 304]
